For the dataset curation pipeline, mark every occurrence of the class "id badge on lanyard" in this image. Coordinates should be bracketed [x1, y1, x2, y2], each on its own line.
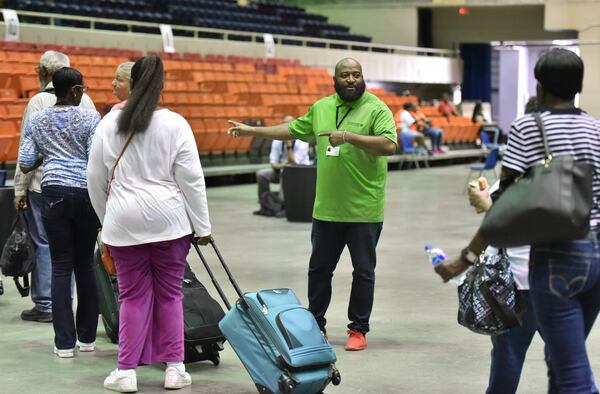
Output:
[326, 105, 352, 158]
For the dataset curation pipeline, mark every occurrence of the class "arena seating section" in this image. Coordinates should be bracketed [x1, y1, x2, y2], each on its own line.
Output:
[6, 0, 371, 43]
[0, 40, 478, 166]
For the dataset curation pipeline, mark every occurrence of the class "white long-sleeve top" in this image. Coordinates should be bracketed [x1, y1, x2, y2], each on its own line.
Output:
[87, 109, 211, 246]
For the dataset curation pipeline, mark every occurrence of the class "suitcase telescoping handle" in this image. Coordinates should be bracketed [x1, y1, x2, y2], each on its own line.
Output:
[192, 239, 247, 310]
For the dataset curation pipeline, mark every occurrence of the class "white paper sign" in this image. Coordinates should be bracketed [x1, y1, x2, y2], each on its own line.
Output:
[263, 33, 275, 58]
[159, 24, 175, 53]
[2, 9, 19, 42]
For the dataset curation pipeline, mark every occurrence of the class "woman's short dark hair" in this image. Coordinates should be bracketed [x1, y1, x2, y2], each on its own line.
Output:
[118, 55, 163, 135]
[402, 102, 412, 110]
[524, 96, 538, 114]
[52, 67, 83, 98]
[534, 48, 583, 100]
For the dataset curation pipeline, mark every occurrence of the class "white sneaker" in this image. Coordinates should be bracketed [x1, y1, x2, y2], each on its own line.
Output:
[103, 369, 137, 393]
[164, 366, 192, 389]
[53, 346, 75, 358]
[78, 341, 95, 352]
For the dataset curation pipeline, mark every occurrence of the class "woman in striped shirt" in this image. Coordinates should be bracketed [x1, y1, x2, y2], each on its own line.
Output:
[500, 49, 600, 392]
[437, 48, 600, 392]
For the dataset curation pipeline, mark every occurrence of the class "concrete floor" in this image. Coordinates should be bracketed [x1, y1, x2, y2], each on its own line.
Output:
[1, 164, 598, 394]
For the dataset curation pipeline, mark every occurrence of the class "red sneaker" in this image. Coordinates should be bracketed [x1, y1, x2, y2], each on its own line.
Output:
[344, 329, 367, 351]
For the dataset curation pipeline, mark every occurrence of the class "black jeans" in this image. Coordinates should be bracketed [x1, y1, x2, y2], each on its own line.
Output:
[308, 219, 383, 334]
[42, 185, 100, 349]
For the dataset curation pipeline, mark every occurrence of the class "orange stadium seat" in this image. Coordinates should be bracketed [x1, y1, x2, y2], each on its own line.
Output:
[0, 134, 14, 162]
[0, 44, 484, 155]
[0, 120, 19, 135]
[4, 134, 20, 162]
[5, 104, 25, 120]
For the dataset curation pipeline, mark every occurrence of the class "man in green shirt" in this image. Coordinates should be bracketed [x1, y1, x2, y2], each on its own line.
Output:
[228, 58, 397, 351]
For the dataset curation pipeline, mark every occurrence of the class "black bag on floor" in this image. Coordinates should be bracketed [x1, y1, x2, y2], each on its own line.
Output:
[259, 191, 285, 217]
[182, 263, 226, 365]
[457, 250, 525, 336]
[0, 207, 36, 297]
[94, 246, 225, 364]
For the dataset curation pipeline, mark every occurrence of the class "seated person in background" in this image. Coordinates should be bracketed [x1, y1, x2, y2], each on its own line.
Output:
[395, 103, 430, 154]
[438, 93, 459, 117]
[472, 100, 492, 125]
[410, 103, 445, 154]
[472, 100, 501, 145]
[254, 115, 310, 216]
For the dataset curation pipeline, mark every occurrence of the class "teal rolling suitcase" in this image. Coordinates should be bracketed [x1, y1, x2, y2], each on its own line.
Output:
[193, 241, 341, 394]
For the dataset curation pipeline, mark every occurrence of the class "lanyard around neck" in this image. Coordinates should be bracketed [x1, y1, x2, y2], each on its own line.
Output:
[336, 105, 352, 130]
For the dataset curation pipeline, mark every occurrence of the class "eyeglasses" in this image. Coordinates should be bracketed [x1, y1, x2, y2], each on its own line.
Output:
[73, 84, 88, 92]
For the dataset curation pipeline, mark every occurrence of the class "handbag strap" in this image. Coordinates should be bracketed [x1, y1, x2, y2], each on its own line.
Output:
[107, 132, 134, 197]
[479, 283, 521, 327]
[14, 275, 30, 298]
[533, 112, 552, 165]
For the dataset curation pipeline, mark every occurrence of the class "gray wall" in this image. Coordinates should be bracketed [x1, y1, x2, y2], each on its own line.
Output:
[301, 2, 419, 46]
[431, 5, 576, 49]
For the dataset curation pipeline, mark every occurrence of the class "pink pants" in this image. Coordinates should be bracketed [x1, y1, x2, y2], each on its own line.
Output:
[108, 235, 191, 369]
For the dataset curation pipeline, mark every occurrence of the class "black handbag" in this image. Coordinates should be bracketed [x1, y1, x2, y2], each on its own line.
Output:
[0, 207, 36, 297]
[481, 112, 593, 248]
[457, 251, 525, 336]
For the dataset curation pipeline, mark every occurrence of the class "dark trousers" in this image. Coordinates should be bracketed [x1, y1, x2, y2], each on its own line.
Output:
[530, 237, 600, 393]
[308, 219, 382, 334]
[42, 185, 100, 349]
[256, 168, 281, 200]
[423, 127, 443, 150]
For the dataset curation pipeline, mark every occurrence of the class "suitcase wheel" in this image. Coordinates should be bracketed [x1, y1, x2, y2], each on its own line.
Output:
[210, 352, 220, 366]
[278, 374, 296, 394]
[331, 367, 341, 386]
[200, 344, 221, 366]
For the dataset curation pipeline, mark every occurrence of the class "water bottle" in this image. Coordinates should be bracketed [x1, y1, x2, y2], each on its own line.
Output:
[425, 244, 467, 287]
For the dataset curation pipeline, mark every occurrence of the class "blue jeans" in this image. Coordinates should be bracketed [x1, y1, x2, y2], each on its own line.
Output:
[423, 127, 443, 150]
[530, 237, 600, 393]
[26, 192, 52, 313]
[307, 219, 383, 334]
[42, 185, 100, 349]
[487, 291, 549, 393]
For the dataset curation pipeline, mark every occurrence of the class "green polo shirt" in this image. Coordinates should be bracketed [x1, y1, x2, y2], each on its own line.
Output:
[288, 92, 397, 223]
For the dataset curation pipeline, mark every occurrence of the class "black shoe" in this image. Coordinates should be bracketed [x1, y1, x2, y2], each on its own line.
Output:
[21, 307, 52, 323]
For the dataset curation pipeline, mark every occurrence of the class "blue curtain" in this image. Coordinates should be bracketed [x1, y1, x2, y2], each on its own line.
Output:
[460, 43, 491, 102]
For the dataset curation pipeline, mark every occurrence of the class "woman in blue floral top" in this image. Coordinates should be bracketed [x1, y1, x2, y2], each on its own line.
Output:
[19, 67, 101, 358]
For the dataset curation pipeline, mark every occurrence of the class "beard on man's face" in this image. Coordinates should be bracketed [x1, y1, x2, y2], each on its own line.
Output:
[334, 79, 366, 103]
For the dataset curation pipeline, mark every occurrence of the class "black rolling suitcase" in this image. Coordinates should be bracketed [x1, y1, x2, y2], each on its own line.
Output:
[181, 263, 226, 365]
[94, 241, 226, 365]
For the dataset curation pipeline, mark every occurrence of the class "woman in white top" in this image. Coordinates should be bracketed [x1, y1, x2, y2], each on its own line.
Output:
[87, 55, 211, 393]
[466, 181, 544, 394]
[434, 97, 552, 393]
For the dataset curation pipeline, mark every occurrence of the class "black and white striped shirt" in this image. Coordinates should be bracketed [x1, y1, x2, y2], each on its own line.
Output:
[503, 108, 600, 227]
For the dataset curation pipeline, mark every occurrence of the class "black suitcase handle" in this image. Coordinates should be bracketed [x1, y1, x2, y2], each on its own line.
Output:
[192, 239, 246, 310]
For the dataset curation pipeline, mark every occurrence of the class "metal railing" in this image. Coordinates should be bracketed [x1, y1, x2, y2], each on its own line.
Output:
[7, 9, 458, 58]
